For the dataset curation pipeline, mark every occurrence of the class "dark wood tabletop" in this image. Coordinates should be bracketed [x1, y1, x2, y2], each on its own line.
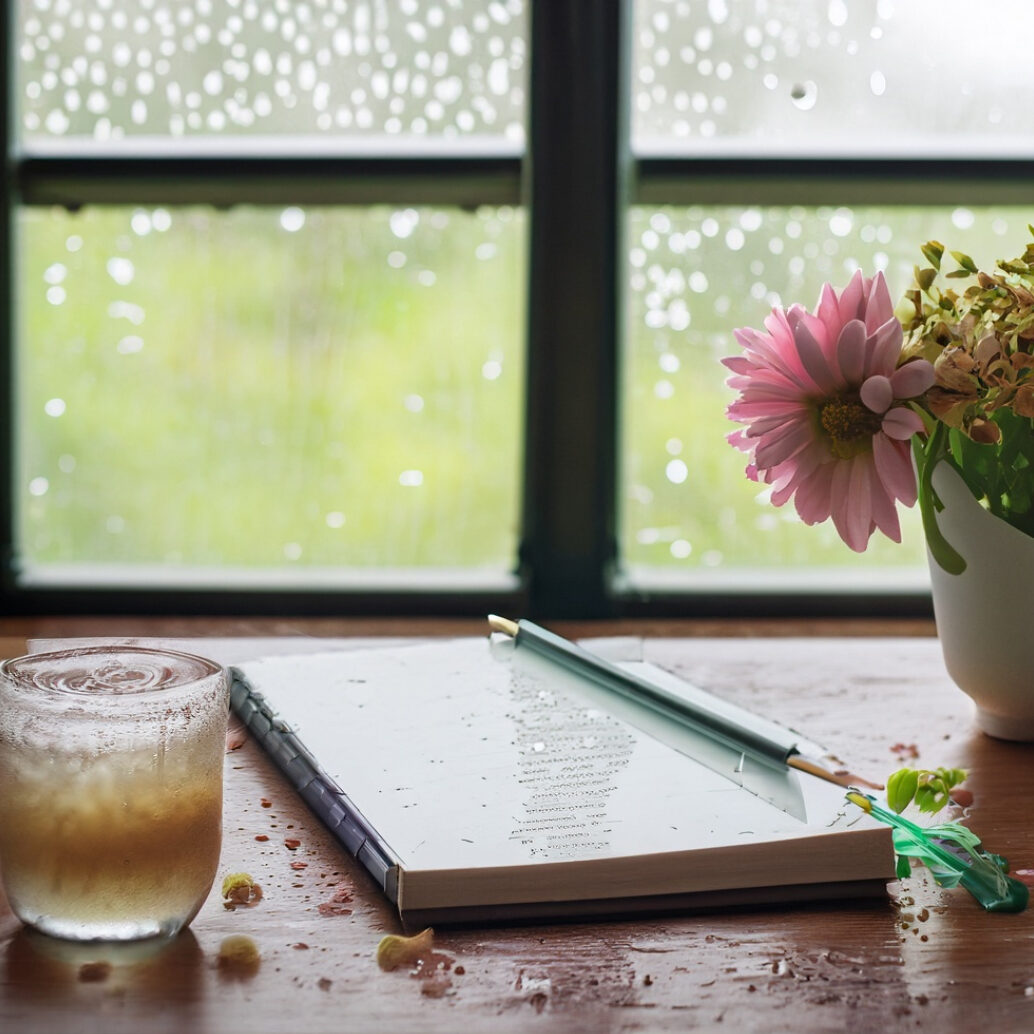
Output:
[2, 616, 1032, 1034]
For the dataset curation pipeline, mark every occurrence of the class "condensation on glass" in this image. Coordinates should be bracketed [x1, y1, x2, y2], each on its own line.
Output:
[620, 205, 1029, 579]
[633, 0, 1031, 154]
[17, 205, 524, 575]
[17, 0, 526, 144]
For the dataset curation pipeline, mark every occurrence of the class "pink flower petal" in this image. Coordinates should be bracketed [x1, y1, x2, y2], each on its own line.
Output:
[744, 416, 810, 441]
[873, 434, 918, 506]
[761, 310, 820, 389]
[890, 360, 936, 399]
[743, 321, 814, 391]
[881, 407, 924, 440]
[732, 326, 772, 354]
[816, 282, 843, 347]
[795, 309, 833, 358]
[754, 420, 816, 468]
[793, 464, 835, 525]
[735, 381, 810, 403]
[863, 271, 894, 333]
[837, 270, 866, 325]
[864, 317, 904, 378]
[868, 469, 903, 542]
[733, 370, 812, 396]
[728, 399, 808, 420]
[721, 355, 754, 375]
[829, 460, 865, 551]
[835, 319, 867, 383]
[792, 319, 840, 393]
[845, 457, 875, 552]
[770, 477, 797, 507]
[781, 441, 827, 480]
[860, 374, 893, 414]
[762, 307, 797, 350]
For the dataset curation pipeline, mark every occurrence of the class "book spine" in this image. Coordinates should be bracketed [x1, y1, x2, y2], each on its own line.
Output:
[228, 668, 400, 902]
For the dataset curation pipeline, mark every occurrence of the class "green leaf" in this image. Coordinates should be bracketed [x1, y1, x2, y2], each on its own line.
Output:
[916, 782, 950, 813]
[914, 767, 968, 813]
[950, 250, 979, 273]
[920, 241, 944, 269]
[915, 267, 938, 293]
[999, 259, 1031, 275]
[887, 768, 919, 813]
[947, 413, 1034, 535]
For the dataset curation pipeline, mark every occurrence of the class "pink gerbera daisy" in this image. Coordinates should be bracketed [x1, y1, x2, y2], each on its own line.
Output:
[723, 270, 936, 552]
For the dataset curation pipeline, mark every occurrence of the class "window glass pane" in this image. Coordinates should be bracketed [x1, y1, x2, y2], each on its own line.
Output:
[632, 0, 1029, 155]
[620, 205, 1027, 585]
[18, 204, 524, 580]
[17, 0, 526, 146]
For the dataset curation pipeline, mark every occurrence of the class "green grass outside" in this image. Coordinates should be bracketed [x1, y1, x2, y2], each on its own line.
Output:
[18, 205, 523, 570]
[16, 202, 1028, 578]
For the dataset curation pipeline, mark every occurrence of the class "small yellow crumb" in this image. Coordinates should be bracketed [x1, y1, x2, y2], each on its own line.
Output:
[222, 872, 253, 897]
[217, 935, 261, 974]
[221, 872, 263, 909]
[376, 928, 434, 972]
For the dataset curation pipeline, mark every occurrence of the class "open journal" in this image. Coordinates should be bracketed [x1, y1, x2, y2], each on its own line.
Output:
[230, 636, 895, 925]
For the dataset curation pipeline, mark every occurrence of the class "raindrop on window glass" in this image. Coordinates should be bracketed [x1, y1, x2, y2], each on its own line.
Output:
[106, 257, 135, 285]
[951, 208, 975, 230]
[665, 459, 688, 484]
[789, 81, 818, 110]
[280, 207, 305, 232]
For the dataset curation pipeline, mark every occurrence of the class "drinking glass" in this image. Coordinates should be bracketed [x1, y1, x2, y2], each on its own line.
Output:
[0, 646, 228, 941]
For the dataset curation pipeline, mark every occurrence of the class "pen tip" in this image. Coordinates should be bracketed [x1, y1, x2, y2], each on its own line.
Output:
[487, 614, 519, 637]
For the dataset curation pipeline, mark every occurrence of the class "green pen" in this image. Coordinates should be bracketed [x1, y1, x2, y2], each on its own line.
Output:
[846, 791, 1028, 914]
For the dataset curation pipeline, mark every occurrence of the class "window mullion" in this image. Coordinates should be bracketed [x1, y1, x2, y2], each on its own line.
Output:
[15, 154, 523, 208]
[1, 0, 14, 594]
[521, 0, 630, 619]
[634, 156, 1034, 206]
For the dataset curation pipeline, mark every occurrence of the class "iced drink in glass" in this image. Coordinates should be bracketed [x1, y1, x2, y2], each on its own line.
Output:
[0, 646, 228, 941]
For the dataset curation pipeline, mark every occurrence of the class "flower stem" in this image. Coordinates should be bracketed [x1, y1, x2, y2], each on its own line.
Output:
[915, 423, 967, 575]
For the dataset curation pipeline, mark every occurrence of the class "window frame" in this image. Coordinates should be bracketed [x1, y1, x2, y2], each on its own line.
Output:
[4, 0, 1031, 619]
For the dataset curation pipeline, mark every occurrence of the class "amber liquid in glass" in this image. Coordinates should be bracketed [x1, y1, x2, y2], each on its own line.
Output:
[0, 728, 224, 941]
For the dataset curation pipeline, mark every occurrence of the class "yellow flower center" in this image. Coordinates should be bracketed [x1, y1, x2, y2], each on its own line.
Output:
[818, 395, 883, 459]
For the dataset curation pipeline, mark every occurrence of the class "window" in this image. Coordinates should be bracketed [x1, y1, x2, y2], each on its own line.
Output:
[5, 1, 1032, 617]
[7, 0, 528, 614]
[620, 1, 1034, 607]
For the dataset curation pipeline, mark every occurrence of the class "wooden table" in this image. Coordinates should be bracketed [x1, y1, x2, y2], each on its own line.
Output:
[2, 617, 1033, 1034]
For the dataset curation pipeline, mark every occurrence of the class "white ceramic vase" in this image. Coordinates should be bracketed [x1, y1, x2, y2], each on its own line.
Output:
[927, 461, 1034, 740]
